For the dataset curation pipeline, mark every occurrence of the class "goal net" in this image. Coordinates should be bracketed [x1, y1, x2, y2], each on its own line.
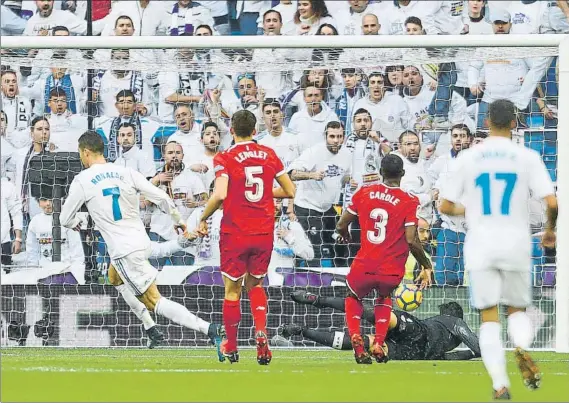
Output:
[1, 35, 567, 351]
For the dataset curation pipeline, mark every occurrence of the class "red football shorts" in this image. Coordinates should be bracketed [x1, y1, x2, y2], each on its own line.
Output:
[220, 233, 273, 281]
[346, 260, 404, 299]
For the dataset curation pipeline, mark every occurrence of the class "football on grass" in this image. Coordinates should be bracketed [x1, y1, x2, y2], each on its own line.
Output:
[394, 283, 423, 312]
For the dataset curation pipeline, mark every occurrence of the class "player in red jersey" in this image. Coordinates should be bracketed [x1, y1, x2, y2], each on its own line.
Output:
[197, 110, 296, 365]
[336, 154, 433, 364]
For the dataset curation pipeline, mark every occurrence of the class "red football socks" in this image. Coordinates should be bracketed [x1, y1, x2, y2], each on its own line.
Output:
[345, 296, 364, 338]
[374, 297, 392, 346]
[248, 286, 268, 334]
[223, 299, 241, 352]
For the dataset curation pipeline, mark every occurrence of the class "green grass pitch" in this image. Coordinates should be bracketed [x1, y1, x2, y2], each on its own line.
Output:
[2, 348, 568, 402]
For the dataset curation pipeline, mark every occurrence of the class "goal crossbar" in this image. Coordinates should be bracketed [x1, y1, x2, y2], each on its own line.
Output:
[1, 34, 567, 49]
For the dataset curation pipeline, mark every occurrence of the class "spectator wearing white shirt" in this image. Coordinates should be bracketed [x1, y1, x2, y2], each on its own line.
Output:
[29, 60, 87, 117]
[402, 65, 436, 131]
[252, 10, 295, 99]
[166, 104, 204, 165]
[199, 0, 230, 35]
[96, 89, 158, 163]
[185, 121, 221, 189]
[93, 49, 153, 121]
[159, 33, 238, 124]
[469, 8, 551, 129]
[351, 72, 410, 144]
[402, 17, 456, 130]
[25, 197, 84, 268]
[235, 73, 265, 131]
[362, 13, 381, 34]
[345, 108, 390, 190]
[272, 1, 297, 35]
[12, 117, 55, 222]
[148, 141, 206, 266]
[385, 0, 436, 35]
[167, 0, 214, 36]
[23, 0, 89, 36]
[288, 85, 339, 152]
[289, 121, 351, 265]
[1, 111, 15, 180]
[335, 68, 368, 132]
[293, 0, 336, 35]
[113, 122, 156, 180]
[101, 0, 169, 36]
[1, 70, 32, 148]
[113, 122, 156, 229]
[45, 88, 87, 152]
[428, 124, 472, 286]
[508, 0, 548, 34]
[256, 99, 302, 171]
[464, 0, 493, 34]
[336, 0, 384, 35]
[281, 68, 340, 124]
[430, 0, 467, 35]
[1, 177, 23, 267]
[392, 130, 434, 222]
[0, 4, 26, 36]
[550, 0, 569, 33]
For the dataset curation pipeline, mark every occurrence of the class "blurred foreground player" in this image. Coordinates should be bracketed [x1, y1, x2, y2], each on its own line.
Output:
[336, 154, 433, 364]
[439, 99, 558, 399]
[281, 293, 480, 361]
[61, 131, 224, 358]
[197, 110, 296, 364]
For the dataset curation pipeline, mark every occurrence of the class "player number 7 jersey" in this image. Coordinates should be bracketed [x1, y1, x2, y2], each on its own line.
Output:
[347, 183, 419, 273]
[214, 141, 285, 236]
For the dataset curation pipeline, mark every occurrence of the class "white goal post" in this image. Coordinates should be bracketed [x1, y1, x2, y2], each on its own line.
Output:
[1, 34, 567, 353]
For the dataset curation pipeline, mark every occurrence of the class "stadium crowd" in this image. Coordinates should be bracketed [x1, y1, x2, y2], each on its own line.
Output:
[0, 0, 565, 286]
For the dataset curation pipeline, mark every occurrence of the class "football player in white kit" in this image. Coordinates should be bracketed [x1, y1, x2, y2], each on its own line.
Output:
[60, 131, 225, 359]
[439, 99, 558, 400]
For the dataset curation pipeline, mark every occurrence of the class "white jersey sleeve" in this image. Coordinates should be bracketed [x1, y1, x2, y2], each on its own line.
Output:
[60, 178, 87, 230]
[527, 151, 555, 200]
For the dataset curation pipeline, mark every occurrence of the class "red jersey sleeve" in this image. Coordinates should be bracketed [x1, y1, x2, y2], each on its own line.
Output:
[404, 195, 420, 227]
[213, 153, 228, 179]
[346, 187, 362, 216]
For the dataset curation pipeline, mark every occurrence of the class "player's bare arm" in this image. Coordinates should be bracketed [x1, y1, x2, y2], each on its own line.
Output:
[542, 194, 558, 248]
[197, 176, 228, 236]
[405, 225, 432, 289]
[273, 173, 296, 199]
[290, 169, 325, 181]
[438, 199, 466, 217]
[336, 209, 357, 243]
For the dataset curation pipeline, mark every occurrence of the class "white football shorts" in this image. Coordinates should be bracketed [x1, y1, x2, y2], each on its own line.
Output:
[112, 249, 156, 296]
[468, 269, 531, 310]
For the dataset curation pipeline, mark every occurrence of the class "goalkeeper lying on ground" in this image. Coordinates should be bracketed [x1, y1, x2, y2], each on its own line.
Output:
[278, 291, 481, 361]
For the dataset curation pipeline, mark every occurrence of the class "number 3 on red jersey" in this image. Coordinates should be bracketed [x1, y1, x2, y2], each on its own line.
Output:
[245, 166, 263, 202]
[368, 208, 388, 244]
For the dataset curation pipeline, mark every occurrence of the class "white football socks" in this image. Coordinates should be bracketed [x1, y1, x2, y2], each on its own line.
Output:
[480, 322, 510, 391]
[116, 284, 155, 330]
[155, 297, 210, 335]
[508, 311, 534, 350]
